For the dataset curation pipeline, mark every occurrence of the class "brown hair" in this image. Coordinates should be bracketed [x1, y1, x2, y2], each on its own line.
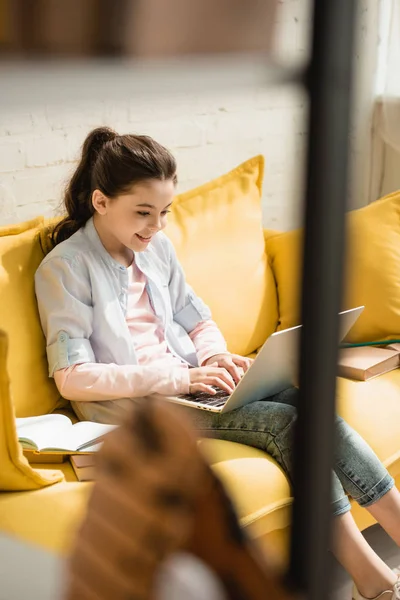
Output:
[52, 127, 177, 245]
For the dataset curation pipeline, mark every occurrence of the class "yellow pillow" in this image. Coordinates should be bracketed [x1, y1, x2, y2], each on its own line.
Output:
[0, 218, 64, 417]
[0, 330, 63, 491]
[266, 190, 400, 342]
[166, 156, 278, 356]
[0, 216, 43, 237]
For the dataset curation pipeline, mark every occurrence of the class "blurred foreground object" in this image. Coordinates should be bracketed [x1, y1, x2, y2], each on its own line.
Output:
[125, 0, 278, 57]
[0, 0, 278, 58]
[65, 399, 296, 600]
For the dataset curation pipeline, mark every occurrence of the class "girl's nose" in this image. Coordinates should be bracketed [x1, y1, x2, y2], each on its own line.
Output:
[152, 217, 163, 231]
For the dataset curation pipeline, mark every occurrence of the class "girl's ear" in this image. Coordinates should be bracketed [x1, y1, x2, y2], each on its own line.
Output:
[92, 189, 108, 215]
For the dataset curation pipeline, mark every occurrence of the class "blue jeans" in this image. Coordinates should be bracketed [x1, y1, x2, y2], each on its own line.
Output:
[180, 387, 394, 516]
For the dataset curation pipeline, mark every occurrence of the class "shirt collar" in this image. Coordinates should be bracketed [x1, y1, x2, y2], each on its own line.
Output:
[84, 217, 127, 271]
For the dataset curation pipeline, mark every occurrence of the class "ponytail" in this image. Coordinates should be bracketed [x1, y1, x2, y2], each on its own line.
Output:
[52, 126, 177, 246]
[52, 127, 117, 245]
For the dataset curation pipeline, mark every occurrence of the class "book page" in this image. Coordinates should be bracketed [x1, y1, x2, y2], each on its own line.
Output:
[43, 421, 117, 452]
[16, 414, 72, 451]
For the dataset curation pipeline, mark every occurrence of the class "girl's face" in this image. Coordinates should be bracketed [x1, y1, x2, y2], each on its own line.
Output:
[92, 178, 175, 254]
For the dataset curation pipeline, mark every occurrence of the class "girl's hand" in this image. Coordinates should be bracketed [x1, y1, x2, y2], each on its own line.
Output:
[189, 366, 236, 396]
[202, 353, 253, 384]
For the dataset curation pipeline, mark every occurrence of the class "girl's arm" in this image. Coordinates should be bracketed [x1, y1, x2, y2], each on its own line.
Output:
[54, 361, 190, 402]
[35, 256, 96, 375]
[189, 320, 229, 366]
[35, 255, 190, 400]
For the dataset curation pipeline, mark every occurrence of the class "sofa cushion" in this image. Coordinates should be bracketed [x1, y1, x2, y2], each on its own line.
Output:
[0, 219, 64, 417]
[336, 369, 400, 531]
[0, 439, 292, 560]
[266, 190, 400, 342]
[166, 156, 278, 356]
[337, 370, 400, 473]
[0, 217, 43, 237]
[200, 439, 292, 540]
[0, 481, 91, 553]
[0, 330, 64, 491]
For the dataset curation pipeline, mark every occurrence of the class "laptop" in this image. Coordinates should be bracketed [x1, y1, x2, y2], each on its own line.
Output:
[166, 307, 364, 414]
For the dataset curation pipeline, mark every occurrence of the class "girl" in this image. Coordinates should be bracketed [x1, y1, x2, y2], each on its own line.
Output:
[36, 127, 400, 600]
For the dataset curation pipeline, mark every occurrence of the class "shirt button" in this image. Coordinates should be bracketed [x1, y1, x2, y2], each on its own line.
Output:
[59, 333, 66, 342]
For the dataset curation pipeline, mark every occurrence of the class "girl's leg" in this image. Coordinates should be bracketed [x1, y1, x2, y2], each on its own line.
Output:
[333, 511, 397, 598]
[367, 486, 400, 547]
[180, 389, 399, 598]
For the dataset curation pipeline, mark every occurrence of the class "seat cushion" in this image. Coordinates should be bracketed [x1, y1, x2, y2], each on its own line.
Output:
[336, 371, 400, 531]
[4, 378, 399, 560]
[266, 190, 400, 342]
[200, 439, 292, 540]
[0, 438, 292, 557]
[0, 218, 64, 417]
[336, 371, 400, 474]
[166, 156, 278, 356]
[0, 481, 91, 554]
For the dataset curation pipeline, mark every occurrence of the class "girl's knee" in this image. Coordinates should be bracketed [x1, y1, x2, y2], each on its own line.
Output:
[270, 403, 297, 437]
[271, 386, 299, 407]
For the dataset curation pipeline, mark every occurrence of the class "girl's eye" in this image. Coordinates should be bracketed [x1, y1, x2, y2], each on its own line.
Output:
[137, 210, 171, 217]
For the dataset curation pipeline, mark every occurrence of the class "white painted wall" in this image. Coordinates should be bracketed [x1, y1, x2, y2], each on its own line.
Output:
[349, 0, 384, 209]
[0, 0, 383, 230]
[0, 0, 310, 232]
[0, 86, 307, 231]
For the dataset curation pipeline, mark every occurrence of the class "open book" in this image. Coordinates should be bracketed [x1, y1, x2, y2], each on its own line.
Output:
[16, 414, 116, 453]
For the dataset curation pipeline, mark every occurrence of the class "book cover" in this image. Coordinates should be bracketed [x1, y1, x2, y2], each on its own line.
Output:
[70, 454, 97, 482]
[338, 346, 400, 381]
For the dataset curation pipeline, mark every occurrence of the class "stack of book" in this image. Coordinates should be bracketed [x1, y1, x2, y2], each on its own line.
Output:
[16, 414, 116, 479]
[69, 454, 97, 482]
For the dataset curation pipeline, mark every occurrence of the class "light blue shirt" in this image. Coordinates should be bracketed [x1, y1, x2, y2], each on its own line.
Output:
[35, 218, 212, 377]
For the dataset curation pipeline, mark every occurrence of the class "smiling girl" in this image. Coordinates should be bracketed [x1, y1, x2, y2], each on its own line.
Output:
[36, 127, 400, 600]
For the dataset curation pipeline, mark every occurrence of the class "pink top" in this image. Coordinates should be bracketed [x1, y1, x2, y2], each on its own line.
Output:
[126, 262, 185, 368]
[54, 262, 228, 401]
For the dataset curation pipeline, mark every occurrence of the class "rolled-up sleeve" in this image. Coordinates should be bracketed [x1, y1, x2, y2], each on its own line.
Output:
[35, 256, 96, 376]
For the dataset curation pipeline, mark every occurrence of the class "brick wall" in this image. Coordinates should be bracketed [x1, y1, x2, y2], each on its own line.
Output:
[0, 0, 379, 230]
[0, 0, 312, 231]
[0, 86, 308, 231]
[0, 0, 382, 229]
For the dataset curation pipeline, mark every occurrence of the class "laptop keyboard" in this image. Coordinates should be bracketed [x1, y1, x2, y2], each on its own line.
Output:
[178, 387, 230, 408]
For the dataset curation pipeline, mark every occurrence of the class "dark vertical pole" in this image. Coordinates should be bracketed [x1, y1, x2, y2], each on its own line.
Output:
[288, 1, 357, 598]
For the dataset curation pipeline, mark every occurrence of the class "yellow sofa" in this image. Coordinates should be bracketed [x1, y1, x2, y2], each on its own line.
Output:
[1, 156, 400, 569]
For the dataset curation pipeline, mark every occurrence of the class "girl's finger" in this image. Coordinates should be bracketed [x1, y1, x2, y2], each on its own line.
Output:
[210, 377, 235, 394]
[221, 360, 241, 384]
[191, 383, 216, 395]
[216, 367, 236, 389]
[232, 355, 253, 372]
[203, 373, 234, 394]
